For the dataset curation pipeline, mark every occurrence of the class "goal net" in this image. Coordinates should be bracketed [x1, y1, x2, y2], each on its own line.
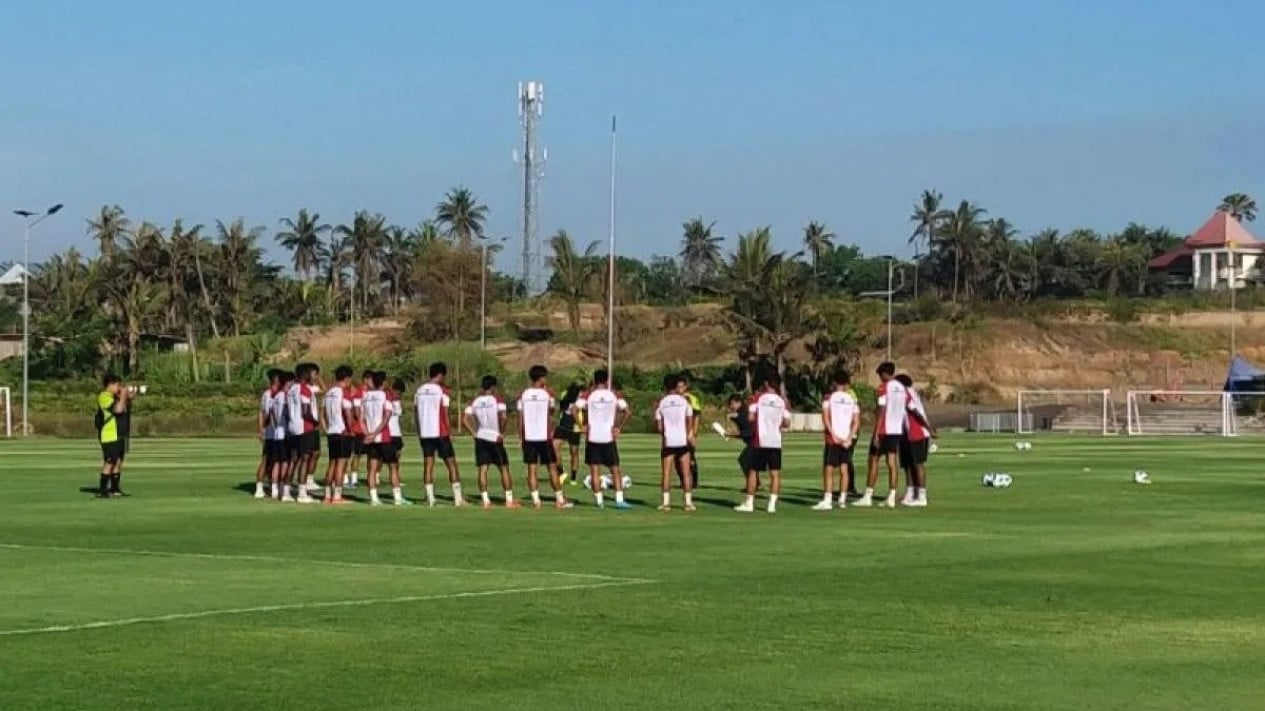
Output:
[0, 387, 10, 437]
[1016, 389, 1117, 435]
[1126, 390, 1265, 436]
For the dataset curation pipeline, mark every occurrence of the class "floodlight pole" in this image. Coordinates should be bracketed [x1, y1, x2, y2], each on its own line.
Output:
[606, 114, 617, 376]
[14, 204, 63, 437]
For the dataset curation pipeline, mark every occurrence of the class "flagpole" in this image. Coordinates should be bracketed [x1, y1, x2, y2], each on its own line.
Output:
[606, 114, 617, 377]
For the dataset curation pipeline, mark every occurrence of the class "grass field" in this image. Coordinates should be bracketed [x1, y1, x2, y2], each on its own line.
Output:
[1, 434, 1263, 710]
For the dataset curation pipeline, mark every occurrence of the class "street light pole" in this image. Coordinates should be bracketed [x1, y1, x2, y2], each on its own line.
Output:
[14, 204, 63, 437]
[480, 239, 488, 350]
[607, 114, 617, 377]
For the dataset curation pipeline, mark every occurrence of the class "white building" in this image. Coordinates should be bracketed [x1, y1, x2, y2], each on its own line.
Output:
[1148, 211, 1262, 290]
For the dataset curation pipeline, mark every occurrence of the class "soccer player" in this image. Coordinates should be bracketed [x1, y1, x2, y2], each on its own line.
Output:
[735, 374, 790, 514]
[345, 369, 373, 489]
[726, 394, 754, 485]
[255, 368, 282, 498]
[415, 362, 464, 506]
[553, 383, 584, 486]
[360, 371, 399, 506]
[321, 365, 355, 505]
[284, 364, 320, 504]
[463, 375, 518, 509]
[517, 364, 573, 510]
[386, 377, 409, 505]
[896, 373, 936, 507]
[815, 370, 861, 510]
[575, 368, 632, 510]
[95, 374, 130, 499]
[679, 374, 702, 488]
[258, 370, 290, 501]
[297, 362, 323, 494]
[856, 361, 906, 508]
[655, 373, 695, 512]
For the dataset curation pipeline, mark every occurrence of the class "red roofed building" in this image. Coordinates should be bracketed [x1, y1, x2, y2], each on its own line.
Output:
[1148, 211, 1262, 290]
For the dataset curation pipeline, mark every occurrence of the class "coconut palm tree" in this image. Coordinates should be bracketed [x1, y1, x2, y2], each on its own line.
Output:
[86, 205, 132, 263]
[938, 201, 987, 303]
[1096, 239, 1144, 296]
[678, 217, 723, 291]
[908, 190, 943, 297]
[434, 187, 489, 246]
[215, 218, 267, 336]
[1218, 193, 1258, 222]
[382, 226, 419, 314]
[276, 209, 331, 280]
[336, 211, 388, 317]
[549, 229, 599, 331]
[802, 221, 836, 284]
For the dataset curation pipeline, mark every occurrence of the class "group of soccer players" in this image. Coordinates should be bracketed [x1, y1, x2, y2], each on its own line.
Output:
[253, 358, 935, 512]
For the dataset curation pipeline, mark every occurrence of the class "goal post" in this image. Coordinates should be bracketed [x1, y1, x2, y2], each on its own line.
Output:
[1016, 389, 1116, 435]
[1127, 390, 1265, 436]
[0, 387, 9, 438]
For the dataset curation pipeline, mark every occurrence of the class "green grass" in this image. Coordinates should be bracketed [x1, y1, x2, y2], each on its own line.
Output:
[1, 434, 1264, 710]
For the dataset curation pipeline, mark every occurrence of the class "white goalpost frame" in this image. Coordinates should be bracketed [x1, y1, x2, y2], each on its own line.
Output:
[1127, 390, 1265, 437]
[1015, 389, 1115, 436]
[0, 387, 9, 438]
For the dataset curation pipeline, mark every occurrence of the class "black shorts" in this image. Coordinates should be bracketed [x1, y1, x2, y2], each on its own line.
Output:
[475, 439, 510, 467]
[327, 434, 354, 460]
[737, 445, 753, 474]
[900, 438, 930, 468]
[288, 431, 318, 459]
[265, 439, 289, 465]
[261, 440, 268, 457]
[749, 447, 783, 473]
[585, 441, 620, 468]
[368, 441, 399, 465]
[661, 445, 691, 461]
[101, 440, 126, 465]
[553, 428, 581, 447]
[419, 437, 456, 461]
[392, 436, 404, 455]
[823, 443, 854, 468]
[868, 434, 902, 457]
[522, 441, 556, 466]
[352, 437, 366, 456]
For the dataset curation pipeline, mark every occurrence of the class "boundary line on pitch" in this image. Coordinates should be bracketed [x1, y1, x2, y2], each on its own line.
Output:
[0, 542, 656, 583]
[0, 579, 653, 637]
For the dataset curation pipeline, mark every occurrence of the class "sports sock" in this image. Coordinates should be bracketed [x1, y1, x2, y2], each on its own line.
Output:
[481, 491, 491, 505]
[594, 492, 604, 507]
[684, 492, 693, 507]
[864, 487, 874, 498]
[504, 490, 514, 504]
[661, 491, 670, 507]
[271, 483, 280, 498]
[768, 494, 779, 510]
[530, 490, 542, 506]
[110, 474, 121, 492]
[554, 490, 564, 503]
[743, 494, 755, 508]
[333, 486, 342, 499]
[392, 486, 403, 501]
[614, 490, 625, 504]
[255, 482, 264, 495]
[98, 474, 110, 496]
[425, 483, 436, 503]
[282, 484, 292, 499]
[452, 482, 463, 500]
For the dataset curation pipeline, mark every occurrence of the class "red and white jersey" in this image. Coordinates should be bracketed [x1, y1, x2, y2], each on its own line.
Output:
[360, 389, 390, 444]
[577, 388, 627, 444]
[749, 391, 791, 449]
[823, 389, 860, 444]
[464, 394, 506, 442]
[266, 389, 288, 441]
[876, 380, 908, 436]
[655, 394, 693, 448]
[414, 382, 451, 438]
[286, 382, 317, 435]
[517, 387, 555, 442]
[347, 386, 365, 435]
[324, 385, 352, 435]
[387, 391, 403, 438]
[905, 388, 931, 442]
[259, 388, 272, 422]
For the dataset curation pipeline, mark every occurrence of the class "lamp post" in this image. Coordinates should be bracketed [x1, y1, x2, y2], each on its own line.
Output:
[13, 204, 64, 436]
[606, 114, 618, 376]
[859, 255, 904, 362]
[480, 236, 508, 350]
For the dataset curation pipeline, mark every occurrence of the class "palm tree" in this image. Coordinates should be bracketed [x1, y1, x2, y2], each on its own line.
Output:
[908, 190, 943, 297]
[382, 226, 418, 314]
[276, 209, 331, 280]
[336, 211, 388, 317]
[1218, 193, 1258, 223]
[938, 201, 987, 303]
[549, 230, 599, 331]
[802, 221, 836, 283]
[86, 205, 132, 262]
[434, 187, 489, 247]
[678, 217, 723, 291]
[1096, 239, 1144, 296]
[215, 218, 266, 336]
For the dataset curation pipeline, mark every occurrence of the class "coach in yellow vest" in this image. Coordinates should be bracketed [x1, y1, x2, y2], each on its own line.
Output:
[96, 373, 130, 498]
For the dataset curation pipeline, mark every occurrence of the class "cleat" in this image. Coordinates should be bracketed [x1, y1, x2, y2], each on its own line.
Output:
[657, 504, 671, 512]
[327, 497, 350, 506]
[504, 500, 522, 509]
[733, 502, 755, 513]
[683, 504, 696, 513]
[882, 494, 897, 509]
[393, 498, 414, 506]
[766, 506, 777, 514]
[281, 495, 297, 503]
[369, 499, 382, 507]
[554, 499, 574, 510]
[532, 500, 543, 510]
[908, 498, 928, 508]
[612, 500, 633, 510]
[811, 501, 833, 511]
[254, 491, 267, 500]
[453, 498, 466, 507]
[853, 496, 873, 508]
[482, 500, 493, 510]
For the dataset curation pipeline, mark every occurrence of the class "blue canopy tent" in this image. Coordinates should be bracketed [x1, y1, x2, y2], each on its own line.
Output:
[1224, 355, 1265, 393]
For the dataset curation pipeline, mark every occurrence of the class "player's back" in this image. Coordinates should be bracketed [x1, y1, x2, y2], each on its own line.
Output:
[879, 380, 908, 436]
[324, 385, 348, 434]
[361, 389, 389, 441]
[825, 390, 859, 441]
[414, 382, 451, 438]
[581, 389, 626, 444]
[656, 393, 692, 447]
[518, 387, 554, 442]
[467, 394, 504, 441]
[751, 391, 789, 449]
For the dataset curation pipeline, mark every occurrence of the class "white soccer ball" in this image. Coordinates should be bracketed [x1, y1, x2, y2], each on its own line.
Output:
[1023, 442, 1033, 451]
[583, 474, 593, 489]
[621, 475, 633, 489]
[982, 472, 996, 486]
[1014, 442, 1024, 451]
[600, 474, 613, 490]
[1132, 470, 1151, 485]
[929, 443, 939, 455]
[994, 473, 1013, 488]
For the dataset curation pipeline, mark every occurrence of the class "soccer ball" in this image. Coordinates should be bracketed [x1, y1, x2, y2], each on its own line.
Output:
[621, 475, 633, 489]
[1132, 470, 1151, 485]
[982, 472, 996, 486]
[582, 474, 632, 490]
[1014, 441, 1033, 451]
[983, 472, 1013, 488]
[929, 443, 939, 455]
[1024, 442, 1033, 451]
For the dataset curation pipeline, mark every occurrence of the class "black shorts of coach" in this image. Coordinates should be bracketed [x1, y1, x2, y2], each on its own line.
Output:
[367, 440, 399, 465]
[899, 438, 930, 469]
[419, 437, 456, 461]
[553, 427, 580, 447]
[868, 434, 902, 457]
[327, 434, 355, 460]
[585, 441, 620, 468]
[749, 447, 783, 472]
[737, 444, 753, 474]
[823, 443, 854, 468]
[475, 439, 510, 467]
[101, 440, 126, 466]
[265, 438, 289, 465]
[521, 440, 555, 465]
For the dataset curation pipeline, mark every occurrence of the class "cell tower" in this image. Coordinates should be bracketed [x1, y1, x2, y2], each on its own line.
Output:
[515, 80, 547, 294]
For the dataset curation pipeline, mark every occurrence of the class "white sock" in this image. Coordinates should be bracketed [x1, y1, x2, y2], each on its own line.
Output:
[254, 483, 264, 495]
[333, 486, 342, 499]
[392, 486, 402, 502]
[864, 487, 874, 498]
[531, 490, 542, 505]
[684, 492, 693, 507]
[822, 493, 833, 504]
[305, 476, 315, 487]
[661, 491, 671, 507]
[271, 483, 279, 498]
[425, 483, 436, 503]
[743, 494, 755, 507]
[282, 484, 292, 498]
[481, 491, 491, 504]
[369, 488, 379, 501]
[594, 492, 604, 507]
[452, 482, 463, 500]
[554, 490, 564, 503]
[768, 494, 779, 509]
[615, 490, 625, 504]
[505, 490, 514, 504]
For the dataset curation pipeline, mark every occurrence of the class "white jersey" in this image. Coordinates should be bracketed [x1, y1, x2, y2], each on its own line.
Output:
[749, 391, 791, 449]
[655, 394, 694, 448]
[877, 380, 908, 436]
[361, 389, 390, 444]
[285, 382, 316, 436]
[823, 390, 860, 443]
[465, 394, 507, 442]
[517, 387, 555, 442]
[577, 388, 627, 444]
[387, 394, 402, 438]
[324, 385, 351, 435]
[266, 390, 288, 441]
[414, 382, 452, 438]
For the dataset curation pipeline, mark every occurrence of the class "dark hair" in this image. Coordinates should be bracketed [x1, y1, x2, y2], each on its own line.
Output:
[266, 368, 282, 383]
[895, 373, 913, 388]
[307, 363, 321, 375]
[481, 375, 498, 391]
[593, 369, 610, 386]
[663, 373, 680, 392]
[727, 393, 745, 404]
[293, 363, 309, 378]
[560, 382, 583, 407]
[876, 361, 896, 377]
[371, 371, 386, 389]
[103, 372, 121, 387]
[279, 370, 295, 385]
[362, 369, 375, 379]
[764, 374, 782, 391]
[334, 365, 354, 381]
[528, 364, 548, 383]
[429, 362, 448, 379]
[392, 378, 406, 392]
[832, 370, 851, 386]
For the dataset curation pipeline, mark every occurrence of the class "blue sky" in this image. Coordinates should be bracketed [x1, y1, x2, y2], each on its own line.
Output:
[3, 0, 1264, 271]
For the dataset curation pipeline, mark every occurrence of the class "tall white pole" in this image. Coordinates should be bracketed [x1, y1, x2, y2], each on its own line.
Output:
[606, 114, 617, 376]
[480, 239, 488, 350]
[1229, 252, 1237, 355]
[21, 222, 30, 437]
[885, 257, 893, 362]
